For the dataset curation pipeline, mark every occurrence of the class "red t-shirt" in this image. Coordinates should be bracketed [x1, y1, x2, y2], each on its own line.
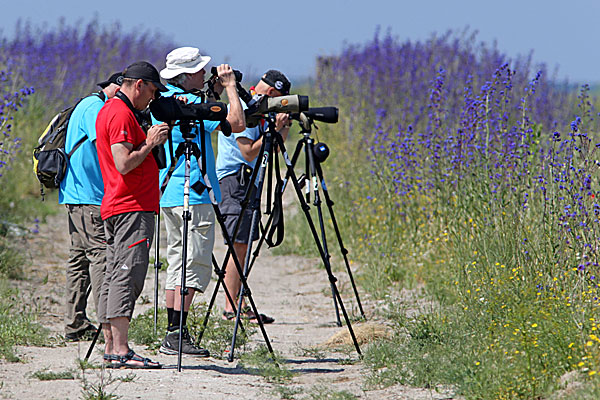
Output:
[96, 97, 159, 219]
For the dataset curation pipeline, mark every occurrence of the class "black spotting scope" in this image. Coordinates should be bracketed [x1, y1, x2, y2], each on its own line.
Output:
[291, 107, 339, 124]
[245, 94, 309, 128]
[150, 96, 231, 136]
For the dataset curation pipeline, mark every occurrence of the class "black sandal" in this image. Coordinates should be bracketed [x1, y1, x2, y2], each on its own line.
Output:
[228, 306, 275, 324]
[247, 312, 275, 324]
[241, 306, 275, 324]
[112, 349, 162, 369]
[222, 311, 236, 321]
[103, 353, 120, 367]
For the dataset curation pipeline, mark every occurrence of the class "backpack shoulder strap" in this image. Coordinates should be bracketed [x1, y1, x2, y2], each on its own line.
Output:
[67, 136, 88, 158]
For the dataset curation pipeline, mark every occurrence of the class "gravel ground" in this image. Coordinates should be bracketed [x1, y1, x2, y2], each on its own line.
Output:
[0, 206, 456, 400]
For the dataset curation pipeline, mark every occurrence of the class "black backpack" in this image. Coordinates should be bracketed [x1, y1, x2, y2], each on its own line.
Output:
[32, 92, 103, 194]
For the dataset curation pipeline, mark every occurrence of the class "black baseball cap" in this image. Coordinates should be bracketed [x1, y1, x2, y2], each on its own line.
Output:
[97, 72, 123, 89]
[261, 70, 291, 95]
[122, 61, 168, 92]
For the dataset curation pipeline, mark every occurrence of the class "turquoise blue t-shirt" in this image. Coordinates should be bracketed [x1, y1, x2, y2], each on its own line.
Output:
[216, 120, 265, 181]
[153, 84, 221, 207]
[59, 93, 105, 205]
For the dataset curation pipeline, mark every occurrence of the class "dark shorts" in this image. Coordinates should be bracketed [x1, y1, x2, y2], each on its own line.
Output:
[97, 211, 154, 323]
[219, 173, 260, 244]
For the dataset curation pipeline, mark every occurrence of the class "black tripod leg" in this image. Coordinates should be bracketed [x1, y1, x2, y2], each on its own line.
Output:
[213, 205, 274, 362]
[274, 132, 362, 356]
[315, 161, 366, 320]
[306, 140, 341, 326]
[83, 257, 100, 361]
[177, 206, 191, 372]
[225, 132, 279, 362]
[84, 325, 102, 361]
[195, 254, 244, 346]
[217, 137, 266, 286]
[153, 212, 163, 335]
[193, 142, 274, 361]
[304, 138, 311, 203]
[229, 203, 260, 359]
[243, 138, 305, 275]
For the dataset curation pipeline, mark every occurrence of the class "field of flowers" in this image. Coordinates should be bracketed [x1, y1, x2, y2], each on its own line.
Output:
[2, 19, 600, 398]
[0, 20, 174, 276]
[306, 30, 600, 398]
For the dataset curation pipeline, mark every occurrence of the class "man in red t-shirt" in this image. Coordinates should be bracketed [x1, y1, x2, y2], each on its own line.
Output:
[96, 61, 169, 369]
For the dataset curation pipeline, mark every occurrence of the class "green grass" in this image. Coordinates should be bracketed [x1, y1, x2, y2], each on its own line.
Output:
[275, 92, 600, 398]
[0, 97, 63, 279]
[294, 344, 327, 360]
[77, 357, 132, 400]
[0, 239, 26, 279]
[129, 301, 256, 358]
[128, 307, 167, 351]
[239, 345, 294, 384]
[0, 279, 51, 361]
[305, 384, 358, 399]
[30, 368, 76, 380]
[272, 384, 304, 399]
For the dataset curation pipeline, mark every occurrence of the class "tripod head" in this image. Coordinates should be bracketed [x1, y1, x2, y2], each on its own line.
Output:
[290, 107, 338, 163]
[179, 120, 198, 140]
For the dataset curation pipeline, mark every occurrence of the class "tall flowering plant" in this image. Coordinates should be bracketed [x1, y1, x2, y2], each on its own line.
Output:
[0, 19, 175, 199]
[0, 19, 173, 108]
[0, 65, 33, 179]
[313, 30, 600, 397]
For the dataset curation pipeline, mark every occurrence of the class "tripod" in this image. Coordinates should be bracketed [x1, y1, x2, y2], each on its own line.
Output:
[170, 120, 274, 371]
[200, 112, 363, 360]
[243, 118, 366, 324]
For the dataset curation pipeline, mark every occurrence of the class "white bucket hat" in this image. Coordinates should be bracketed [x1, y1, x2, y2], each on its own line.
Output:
[160, 47, 211, 80]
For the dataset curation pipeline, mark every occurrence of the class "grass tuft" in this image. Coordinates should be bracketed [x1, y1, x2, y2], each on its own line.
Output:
[30, 368, 76, 380]
[0, 279, 50, 361]
[239, 346, 294, 384]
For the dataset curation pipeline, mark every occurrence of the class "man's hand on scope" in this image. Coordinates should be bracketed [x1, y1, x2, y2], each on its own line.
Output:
[213, 64, 236, 94]
[275, 113, 291, 141]
[147, 123, 170, 148]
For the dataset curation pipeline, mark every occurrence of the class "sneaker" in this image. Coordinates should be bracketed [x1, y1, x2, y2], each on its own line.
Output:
[65, 324, 98, 342]
[159, 327, 210, 357]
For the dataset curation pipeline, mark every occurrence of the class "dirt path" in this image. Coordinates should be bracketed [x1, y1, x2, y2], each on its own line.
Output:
[0, 206, 455, 400]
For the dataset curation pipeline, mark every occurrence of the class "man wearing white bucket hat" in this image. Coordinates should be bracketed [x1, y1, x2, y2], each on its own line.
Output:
[152, 46, 245, 357]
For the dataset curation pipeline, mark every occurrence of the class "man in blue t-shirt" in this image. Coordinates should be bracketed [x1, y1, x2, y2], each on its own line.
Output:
[216, 70, 291, 324]
[59, 72, 122, 341]
[154, 47, 245, 356]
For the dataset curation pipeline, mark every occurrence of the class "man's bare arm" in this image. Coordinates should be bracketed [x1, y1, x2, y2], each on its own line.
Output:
[237, 136, 262, 163]
[215, 64, 245, 133]
[111, 123, 169, 175]
[237, 113, 290, 162]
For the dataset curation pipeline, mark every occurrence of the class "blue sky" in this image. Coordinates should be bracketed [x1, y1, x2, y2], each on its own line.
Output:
[3, 0, 599, 84]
